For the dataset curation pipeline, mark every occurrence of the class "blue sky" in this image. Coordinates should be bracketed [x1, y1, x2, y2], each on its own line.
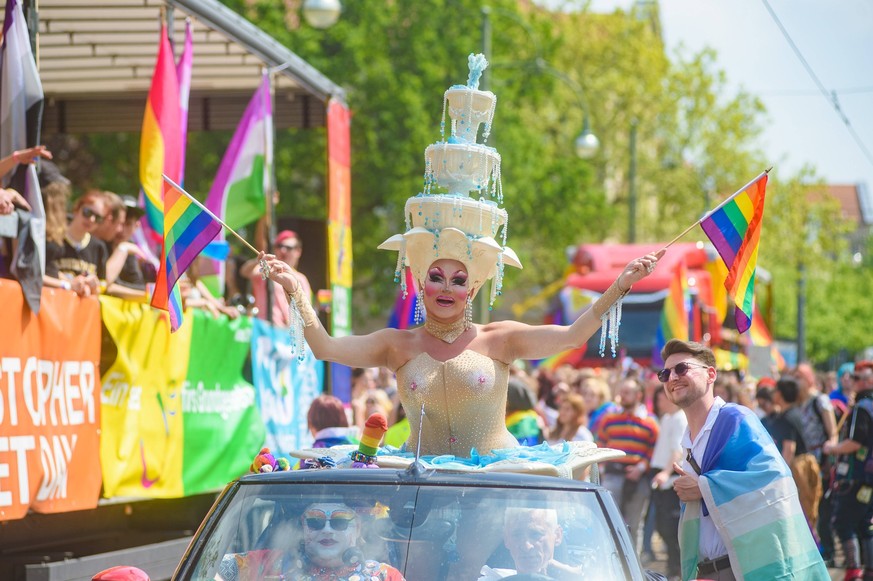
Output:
[583, 0, 873, 189]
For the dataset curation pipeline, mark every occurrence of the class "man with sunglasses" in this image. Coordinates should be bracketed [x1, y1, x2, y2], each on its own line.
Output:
[240, 229, 312, 327]
[661, 339, 827, 581]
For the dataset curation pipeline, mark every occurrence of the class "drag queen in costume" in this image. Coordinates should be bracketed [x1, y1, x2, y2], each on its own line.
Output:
[259, 54, 663, 471]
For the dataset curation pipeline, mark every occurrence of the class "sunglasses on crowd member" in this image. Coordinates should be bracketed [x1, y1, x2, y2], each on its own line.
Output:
[277, 243, 300, 252]
[657, 361, 710, 383]
[302, 508, 356, 531]
[81, 206, 105, 224]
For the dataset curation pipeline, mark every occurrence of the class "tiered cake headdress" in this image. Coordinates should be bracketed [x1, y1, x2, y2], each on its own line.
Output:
[379, 54, 522, 308]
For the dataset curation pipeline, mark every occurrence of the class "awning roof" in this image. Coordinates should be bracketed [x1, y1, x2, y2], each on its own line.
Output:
[5, 0, 345, 134]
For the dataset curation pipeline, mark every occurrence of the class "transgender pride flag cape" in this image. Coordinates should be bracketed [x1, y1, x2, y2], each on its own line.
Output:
[678, 403, 828, 580]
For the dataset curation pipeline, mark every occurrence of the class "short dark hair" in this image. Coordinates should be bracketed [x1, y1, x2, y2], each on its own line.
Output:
[307, 395, 349, 432]
[775, 377, 800, 404]
[661, 339, 716, 368]
[755, 386, 774, 402]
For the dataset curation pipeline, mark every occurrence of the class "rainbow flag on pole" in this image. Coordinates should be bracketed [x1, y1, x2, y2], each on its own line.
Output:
[151, 176, 222, 332]
[139, 20, 182, 241]
[652, 260, 690, 367]
[700, 172, 769, 334]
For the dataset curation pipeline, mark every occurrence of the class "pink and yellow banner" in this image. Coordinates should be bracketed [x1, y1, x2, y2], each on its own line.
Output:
[327, 98, 352, 336]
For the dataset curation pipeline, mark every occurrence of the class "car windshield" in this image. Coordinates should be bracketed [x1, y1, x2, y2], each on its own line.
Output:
[187, 479, 632, 581]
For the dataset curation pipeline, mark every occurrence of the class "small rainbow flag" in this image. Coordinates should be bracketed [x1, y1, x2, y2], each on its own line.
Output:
[151, 176, 222, 332]
[652, 260, 689, 367]
[700, 172, 768, 334]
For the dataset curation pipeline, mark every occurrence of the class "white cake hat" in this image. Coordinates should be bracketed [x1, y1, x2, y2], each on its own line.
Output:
[379, 54, 522, 306]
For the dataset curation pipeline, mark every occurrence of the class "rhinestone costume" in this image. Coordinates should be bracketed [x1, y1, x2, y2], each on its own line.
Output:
[396, 351, 518, 457]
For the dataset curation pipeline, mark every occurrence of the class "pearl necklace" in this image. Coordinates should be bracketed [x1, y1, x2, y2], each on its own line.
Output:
[424, 317, 467, 343]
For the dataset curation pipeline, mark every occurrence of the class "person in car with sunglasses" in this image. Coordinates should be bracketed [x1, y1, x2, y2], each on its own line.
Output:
[44, 190, 110, 297]
[221, 500, 405, 581]
[660, 339, 828, 581]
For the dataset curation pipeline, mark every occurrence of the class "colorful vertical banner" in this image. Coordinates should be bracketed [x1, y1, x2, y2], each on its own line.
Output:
[139, 20, 182, 241]
[327, 98, 353, 337]
[250, 319, 323, 458]
[0, 281, 103, 520]
[99, 297, 263, 498]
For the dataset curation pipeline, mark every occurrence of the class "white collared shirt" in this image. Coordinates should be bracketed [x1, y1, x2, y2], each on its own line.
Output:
[680, 396, 728, 560]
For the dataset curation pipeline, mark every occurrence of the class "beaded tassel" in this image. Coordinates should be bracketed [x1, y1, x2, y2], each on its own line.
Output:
[464, 294, 474, 329]
[414, 287, 425, 325]
[288, 297, 306, 363]
[598, 298, 624, 358]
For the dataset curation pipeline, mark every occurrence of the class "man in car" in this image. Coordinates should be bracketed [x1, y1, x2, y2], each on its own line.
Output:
[479, 508, 583, 580]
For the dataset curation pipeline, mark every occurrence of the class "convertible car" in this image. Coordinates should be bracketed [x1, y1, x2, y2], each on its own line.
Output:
[94, 461, 666, 580]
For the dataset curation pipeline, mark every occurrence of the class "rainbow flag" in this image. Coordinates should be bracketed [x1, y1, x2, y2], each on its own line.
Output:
[139, 21, 182, 241]
[700, 173, 768, 334]
[652, 260, 690, 367]
[151, 177, 222, 332]
[387, 269, 419, 329]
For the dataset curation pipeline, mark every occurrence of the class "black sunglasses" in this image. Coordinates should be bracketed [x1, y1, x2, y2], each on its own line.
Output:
[657, 361, 709, 383]
[303, 509, 356, 531]
[81, 206, 105, 224]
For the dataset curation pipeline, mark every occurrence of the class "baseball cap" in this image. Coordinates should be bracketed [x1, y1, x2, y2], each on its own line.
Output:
[274, 230, 300, 246]
[121, 195, 145, 219]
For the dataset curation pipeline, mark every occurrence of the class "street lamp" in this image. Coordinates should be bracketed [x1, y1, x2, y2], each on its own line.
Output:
[575, 118, 600, 159]
[302, 0, 342, 29]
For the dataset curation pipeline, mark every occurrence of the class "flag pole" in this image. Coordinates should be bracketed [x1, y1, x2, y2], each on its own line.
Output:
[161, 174, 260, 256]
[659, 167, 771, 253]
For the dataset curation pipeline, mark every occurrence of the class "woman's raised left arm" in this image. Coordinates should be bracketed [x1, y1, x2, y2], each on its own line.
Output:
[500, 251, 663, 361]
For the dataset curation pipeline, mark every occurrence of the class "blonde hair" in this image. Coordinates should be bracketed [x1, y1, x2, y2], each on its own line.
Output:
[42, 181, 71, 245]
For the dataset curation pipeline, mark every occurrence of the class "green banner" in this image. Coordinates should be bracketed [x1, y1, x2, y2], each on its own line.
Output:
[181, 312, 265, 494]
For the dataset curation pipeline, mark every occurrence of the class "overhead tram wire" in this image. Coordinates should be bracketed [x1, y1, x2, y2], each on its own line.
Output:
[761, 0, 873, 169]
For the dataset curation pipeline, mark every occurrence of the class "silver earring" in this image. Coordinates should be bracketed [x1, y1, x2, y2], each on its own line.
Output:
[464, 295, 474, 329]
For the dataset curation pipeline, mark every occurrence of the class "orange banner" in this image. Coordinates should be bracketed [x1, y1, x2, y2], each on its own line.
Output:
[0, 281, 102, 521]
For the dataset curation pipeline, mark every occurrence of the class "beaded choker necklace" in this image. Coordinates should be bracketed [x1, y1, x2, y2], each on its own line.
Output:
[424, 317, 467, 343]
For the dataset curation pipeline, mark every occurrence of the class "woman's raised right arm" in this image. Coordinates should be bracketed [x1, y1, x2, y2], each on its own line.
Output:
[259, 252, 398, 369]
